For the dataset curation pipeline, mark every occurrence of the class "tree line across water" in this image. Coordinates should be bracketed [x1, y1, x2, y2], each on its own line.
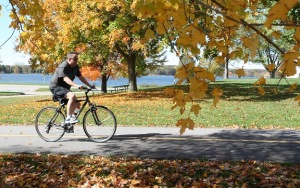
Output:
[0, 64, 268, 78]
[0, 64, 178, 75]
[0, 64, 44, 74]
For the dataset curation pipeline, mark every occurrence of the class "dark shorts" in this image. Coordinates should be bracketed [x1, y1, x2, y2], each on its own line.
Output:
[50, 86, 71, 101]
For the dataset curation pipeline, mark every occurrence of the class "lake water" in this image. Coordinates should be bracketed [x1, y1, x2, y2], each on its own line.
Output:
[0, 73, 176, 86]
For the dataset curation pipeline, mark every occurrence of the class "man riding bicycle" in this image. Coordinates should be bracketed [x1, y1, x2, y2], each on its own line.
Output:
[49, 51, 95, 124]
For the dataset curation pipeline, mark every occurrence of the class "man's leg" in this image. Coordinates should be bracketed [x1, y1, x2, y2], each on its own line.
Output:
[65, 91, 78, 117]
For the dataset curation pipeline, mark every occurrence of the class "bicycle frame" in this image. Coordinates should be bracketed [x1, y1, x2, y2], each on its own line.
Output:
[58, 88, 99, 124]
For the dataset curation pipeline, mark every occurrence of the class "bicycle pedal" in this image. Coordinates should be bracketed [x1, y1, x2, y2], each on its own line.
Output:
[66, 129, 74, 133]
[64, 123, 74, 133]
[65, 127, 74, 133]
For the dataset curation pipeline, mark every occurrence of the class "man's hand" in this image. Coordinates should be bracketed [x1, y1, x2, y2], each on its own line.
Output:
[90, 85, 96, 89]
[77, 85, 84, 89]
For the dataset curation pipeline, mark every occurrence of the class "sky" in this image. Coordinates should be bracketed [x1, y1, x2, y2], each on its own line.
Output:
[0, 2, 31, 66]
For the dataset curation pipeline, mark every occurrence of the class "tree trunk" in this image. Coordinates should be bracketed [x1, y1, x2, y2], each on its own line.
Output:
[101, 73, 108, 93]
[223, 57, 229, 79]
[270, 71, 276, 78]
[127, 54, 137, 91]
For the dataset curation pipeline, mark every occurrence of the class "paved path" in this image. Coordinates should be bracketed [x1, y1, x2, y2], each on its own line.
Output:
[0, 126, 299, 163]
[0, 84, 299, 163]
[0, 84, 51, 97]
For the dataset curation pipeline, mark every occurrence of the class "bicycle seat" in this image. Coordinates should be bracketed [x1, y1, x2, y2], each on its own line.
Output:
[52, 95, 68, 105]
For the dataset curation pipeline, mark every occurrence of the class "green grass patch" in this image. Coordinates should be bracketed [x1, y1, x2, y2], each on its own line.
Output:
[1, 78, 300, 128]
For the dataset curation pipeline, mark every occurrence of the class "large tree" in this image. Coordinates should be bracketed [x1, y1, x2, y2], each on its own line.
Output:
[5, 0, 166, 91]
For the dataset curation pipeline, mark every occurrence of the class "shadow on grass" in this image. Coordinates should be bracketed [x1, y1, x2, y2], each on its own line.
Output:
[99, 81, 298, 102]
[34, 80, 299, 103]
[0, 91, 25, 96]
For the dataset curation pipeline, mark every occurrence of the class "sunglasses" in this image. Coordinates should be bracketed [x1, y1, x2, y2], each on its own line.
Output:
[71, 57, 78, 61]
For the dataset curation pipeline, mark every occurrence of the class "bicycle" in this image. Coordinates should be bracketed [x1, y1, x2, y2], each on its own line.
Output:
[35, 87, 117, 142]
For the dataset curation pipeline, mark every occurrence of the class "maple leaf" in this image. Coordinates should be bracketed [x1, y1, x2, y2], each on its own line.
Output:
[235, 69, 245, 78]
[164, 88, 176, 97]
[39, 54, 48, 61]
[254, 76, 266, 86]
[190, 104, 201, 116]
[257, 86, 265, 96]
[211, 88, 223, 107]
[288, 83, 297, 92]
[266, 63, 276, 72]
[265, 0, 298, 28]
[176, 118, 195, 135]
[294, 93, 300, 105]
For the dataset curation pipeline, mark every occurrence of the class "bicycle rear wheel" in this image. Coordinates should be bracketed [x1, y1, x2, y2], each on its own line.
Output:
[35, 106, 65, 142]
[83, 106, 117, 142]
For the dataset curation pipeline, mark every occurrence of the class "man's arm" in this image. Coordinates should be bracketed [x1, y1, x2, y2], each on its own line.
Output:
[63, 77, 81, 88]
[78, 76, 94, 88]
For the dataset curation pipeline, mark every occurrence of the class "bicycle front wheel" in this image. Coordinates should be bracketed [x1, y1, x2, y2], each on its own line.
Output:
[35, 106, 65, 142]
[83, 106, 117, 142]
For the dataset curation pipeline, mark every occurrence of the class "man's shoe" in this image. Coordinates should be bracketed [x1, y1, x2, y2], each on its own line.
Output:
[65, 117, 79, 124]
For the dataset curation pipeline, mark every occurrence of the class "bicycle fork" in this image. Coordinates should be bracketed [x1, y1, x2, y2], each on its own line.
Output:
[46, 112, 61, 133]
[91, 107, 102, 126]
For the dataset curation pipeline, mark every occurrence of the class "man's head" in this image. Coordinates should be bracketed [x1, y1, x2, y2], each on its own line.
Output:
[67, 51, 79, 67]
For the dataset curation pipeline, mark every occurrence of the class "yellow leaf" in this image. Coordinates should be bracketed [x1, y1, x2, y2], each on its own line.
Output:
[288, 83, 297, 92]
[266, 63, 276, 72]
[175, 66, 188, 80]
[215, 56, 225, 65]
[39, 54, 48, 61]
[145, 29, 155, 39]
[241, 34, 258, 58]
[164, 88, 176, 97]
[258, 86, 265, 96]
[265, 0, 298, 28]
[294, 93, 300, 101]
[20, 31, 28, 38]
[190, 104, 201, 116]
[176, 118, 195, 135]
[235, 69, 245, 78]
[9, 11, 15, 19]
[254, 76, 266, 86]
[211, 88, 223, 107]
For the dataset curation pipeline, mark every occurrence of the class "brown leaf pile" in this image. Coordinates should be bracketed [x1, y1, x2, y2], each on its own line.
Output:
[0, 154, 299, 187]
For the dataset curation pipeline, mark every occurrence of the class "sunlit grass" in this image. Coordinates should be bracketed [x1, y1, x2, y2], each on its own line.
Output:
[1, 78, 300, 128]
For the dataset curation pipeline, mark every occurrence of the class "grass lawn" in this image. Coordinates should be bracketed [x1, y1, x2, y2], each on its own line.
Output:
[0, 78, 300, 129]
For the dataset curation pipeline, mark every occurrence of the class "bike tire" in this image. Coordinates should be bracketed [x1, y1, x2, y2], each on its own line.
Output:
[35, 106, 65, 142]
[83, 106, 117, 142]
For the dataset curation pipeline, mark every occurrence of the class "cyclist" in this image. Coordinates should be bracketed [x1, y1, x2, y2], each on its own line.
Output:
[49, 51, 95, 124]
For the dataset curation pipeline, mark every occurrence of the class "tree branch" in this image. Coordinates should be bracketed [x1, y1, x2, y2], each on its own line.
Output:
[197, 0, 285, 54]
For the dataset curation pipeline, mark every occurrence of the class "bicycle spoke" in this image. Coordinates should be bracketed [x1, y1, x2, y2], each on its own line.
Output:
[83, 106, 117, 142]
[35, 107, 65, 142]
